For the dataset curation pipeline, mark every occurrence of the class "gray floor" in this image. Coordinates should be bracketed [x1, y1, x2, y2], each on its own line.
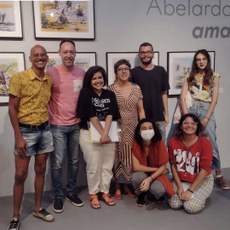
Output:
[1, 168, 230, 230]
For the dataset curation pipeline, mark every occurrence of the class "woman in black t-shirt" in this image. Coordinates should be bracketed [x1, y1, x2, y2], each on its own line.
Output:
[77, 66, 120, 209]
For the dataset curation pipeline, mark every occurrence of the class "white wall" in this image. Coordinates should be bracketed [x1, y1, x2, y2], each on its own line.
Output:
[1, 0, 230, 196]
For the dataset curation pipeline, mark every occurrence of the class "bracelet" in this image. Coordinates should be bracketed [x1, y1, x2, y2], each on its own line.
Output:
[204, 116, 209, 120]
[187, 188, 194, 194]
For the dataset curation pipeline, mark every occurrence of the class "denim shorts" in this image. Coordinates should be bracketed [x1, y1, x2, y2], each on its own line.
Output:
[15, 123, 54, 156]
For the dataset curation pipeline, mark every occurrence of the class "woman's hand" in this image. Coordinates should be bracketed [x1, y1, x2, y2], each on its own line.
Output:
[100, 132, 111, 144]
[176, 186, 184, 199]
[201, 117, 209, 127]
[180, 190, 193, 201]
[140, 177, 152, 192]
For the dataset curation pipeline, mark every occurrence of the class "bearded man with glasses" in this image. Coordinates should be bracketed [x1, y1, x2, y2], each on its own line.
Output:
[131, 42, 170, 141]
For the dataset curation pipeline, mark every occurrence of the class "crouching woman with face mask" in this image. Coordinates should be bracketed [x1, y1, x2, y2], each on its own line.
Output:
[131, 119, 174, 207]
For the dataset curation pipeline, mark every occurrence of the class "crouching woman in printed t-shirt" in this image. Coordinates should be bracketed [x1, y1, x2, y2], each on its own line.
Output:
[168, 113, 214, 214]
[131, 119, 174, 207]
[77, 66, 120, 209]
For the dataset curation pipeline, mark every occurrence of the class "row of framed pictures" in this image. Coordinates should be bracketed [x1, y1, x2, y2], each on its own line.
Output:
[0, 51, 215, 103]
[0, 1, 95, 40]
[0, 52, 97, 103]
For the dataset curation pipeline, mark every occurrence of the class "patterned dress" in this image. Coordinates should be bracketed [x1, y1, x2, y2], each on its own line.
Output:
[109, 83, 143, 184]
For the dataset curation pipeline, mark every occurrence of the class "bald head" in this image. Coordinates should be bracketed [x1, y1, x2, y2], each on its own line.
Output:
[29, 45, 48, 72]
[30, 45, 47, 56]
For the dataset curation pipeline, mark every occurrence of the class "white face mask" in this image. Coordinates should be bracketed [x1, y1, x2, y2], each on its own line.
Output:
[140, 129, 155, 141]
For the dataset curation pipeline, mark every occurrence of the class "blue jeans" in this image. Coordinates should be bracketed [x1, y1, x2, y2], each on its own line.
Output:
[18, 124, 54, 156]
[166, 123, 177, 147]
[50, 124, 80, 199]
[189, 101, 221, 171]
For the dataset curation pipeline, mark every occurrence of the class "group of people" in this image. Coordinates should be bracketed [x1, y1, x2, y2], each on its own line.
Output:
[7, 40, 229, 230]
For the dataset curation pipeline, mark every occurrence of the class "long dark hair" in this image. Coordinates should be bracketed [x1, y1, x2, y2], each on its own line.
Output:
[83, 65, 107, 88]
[134, 119, 162, 149]
[175, 113, 204, 138]
[187, 49, 213, 86]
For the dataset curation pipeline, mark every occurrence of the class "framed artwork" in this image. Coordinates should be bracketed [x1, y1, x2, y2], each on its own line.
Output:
[106, 52, 159, 85]
[167, 51, 215, 95]
[33, 0, 95, 40]
[0, 52, 25, 103]
[46, 52, 96, 72]
[0, 1, 23, 39]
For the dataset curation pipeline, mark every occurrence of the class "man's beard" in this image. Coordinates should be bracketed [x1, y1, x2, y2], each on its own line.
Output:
[140, 58, 152, 66]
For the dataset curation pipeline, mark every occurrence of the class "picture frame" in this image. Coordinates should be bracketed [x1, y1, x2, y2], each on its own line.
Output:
[0, 52, 25, 103]
[167, 51, 215, 96]
[46, 52, 97, 72]
[33, 0, 95, 40]
[0, 1, 23, 39]
[106, 52, 159, 85]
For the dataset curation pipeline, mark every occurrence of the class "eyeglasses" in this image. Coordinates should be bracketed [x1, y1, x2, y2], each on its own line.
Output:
[117, 67, 130, 72]
[139, 51, 154, 56]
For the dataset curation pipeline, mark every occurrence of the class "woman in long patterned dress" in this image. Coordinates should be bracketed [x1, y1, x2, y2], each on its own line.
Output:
[109, 59, 145, 199]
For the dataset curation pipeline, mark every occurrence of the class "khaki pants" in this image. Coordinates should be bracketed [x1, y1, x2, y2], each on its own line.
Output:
[79, 129, 115, 194]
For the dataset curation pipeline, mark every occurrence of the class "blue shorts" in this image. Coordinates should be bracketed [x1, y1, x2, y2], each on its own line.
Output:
[15, 123, 54, 156]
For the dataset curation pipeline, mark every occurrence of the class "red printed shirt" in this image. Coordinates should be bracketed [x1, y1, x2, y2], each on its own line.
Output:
[168, 136, 213, 183]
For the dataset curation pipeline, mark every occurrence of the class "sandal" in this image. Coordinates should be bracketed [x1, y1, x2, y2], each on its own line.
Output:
[114, 189, 123, 200]
[127, 191, 136, 198]
[90, 194, 101, 209]
[101, 193, 116, 206]
[124, 185, 136, 198]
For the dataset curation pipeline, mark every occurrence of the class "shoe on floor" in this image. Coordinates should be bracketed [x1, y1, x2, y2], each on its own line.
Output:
[146, 192, 156, 202]
[136, 192, 146, 207]
[123, 185, 136, 198]
[7, 218, 20, 230]
[216, 176, 230, 190]
[114, 189, 123, 200]
[101, 193, 116, 206]
[33, 208, 54, 222]
[66, 194, 84, 207]
[90, 194, 101, 209]
[127, 191, 136, 198]
[53, 198, 64, 213]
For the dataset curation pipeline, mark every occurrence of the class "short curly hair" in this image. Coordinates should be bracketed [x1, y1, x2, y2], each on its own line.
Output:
[175, 113, 204, 138]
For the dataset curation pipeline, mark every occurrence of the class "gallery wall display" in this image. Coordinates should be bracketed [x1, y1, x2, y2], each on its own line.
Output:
[0, 1, 23, 39]
[106, 52, 159, 85]
[33, 0, 95, 40]
[0, 52, 25, 103]
[46, 52, 97, 72]
[167, 51, 215, 95]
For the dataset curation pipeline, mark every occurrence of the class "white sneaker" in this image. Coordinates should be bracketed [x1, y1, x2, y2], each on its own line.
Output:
[33, 208, 54, 222]
[7, 218, 20, 230]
